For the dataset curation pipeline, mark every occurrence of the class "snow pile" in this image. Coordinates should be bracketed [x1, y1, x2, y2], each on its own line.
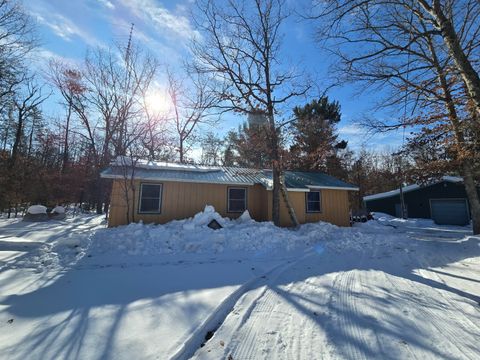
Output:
[238, 210, 253, 222]
[51, 206, 65, 214]
[27, 205, 47, 214]
[84, 205, 344, 257]
[18, 208, 413, 270]
[182, 205, 226, 230]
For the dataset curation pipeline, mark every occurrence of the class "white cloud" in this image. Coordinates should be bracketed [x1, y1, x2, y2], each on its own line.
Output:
[118, 0, 198, 42]
[338, 123, 364, 136]
[338, 123, 403, 151]
[32, 10, 105, 48]
[98, 0, 115, 10]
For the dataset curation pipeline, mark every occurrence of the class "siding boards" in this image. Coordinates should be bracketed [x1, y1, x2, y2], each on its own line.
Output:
[263, 189, 350, 227]
[304, 189, 350, 227]
[108, 180, 351, 228]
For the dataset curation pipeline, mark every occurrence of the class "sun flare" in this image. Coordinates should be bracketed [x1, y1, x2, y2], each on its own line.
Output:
[145, 90, 172, 115]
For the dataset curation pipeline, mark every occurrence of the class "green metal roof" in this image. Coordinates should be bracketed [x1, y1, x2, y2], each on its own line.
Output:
[284, 171, 358, 190]
[101, 159, 358, 191]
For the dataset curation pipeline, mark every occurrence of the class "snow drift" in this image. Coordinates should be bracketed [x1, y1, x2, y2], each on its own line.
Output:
[23, 205, 48, 222]
[87, 205, 341, 256]
[27, 205, 47, 214]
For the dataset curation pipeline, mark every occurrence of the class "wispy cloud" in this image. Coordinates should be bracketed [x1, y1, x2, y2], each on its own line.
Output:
[98, 0, 115, 10]
[118, 0, 198, 42]
[338, 123, 364, 136]
[338, 123, 403, 151]
[31, 9, 106, 48]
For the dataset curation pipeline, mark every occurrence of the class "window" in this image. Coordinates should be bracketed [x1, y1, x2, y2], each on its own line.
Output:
[139, 183, 162, 213]
[228, 187, 247, 212]
[306, 191, 322, 213]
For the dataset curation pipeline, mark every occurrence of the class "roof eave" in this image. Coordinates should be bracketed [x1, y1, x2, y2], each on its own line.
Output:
[307, 185, 359, 191]
[101, 173, 255, 187]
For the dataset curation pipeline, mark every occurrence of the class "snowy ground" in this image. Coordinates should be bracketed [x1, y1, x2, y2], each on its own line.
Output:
[0, 210, 479, 359]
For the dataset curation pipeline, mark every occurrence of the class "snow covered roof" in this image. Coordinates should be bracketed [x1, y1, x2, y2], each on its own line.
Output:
[363, 176, 464, 202]
[101, 158, 359, 191]
[112, 156, 221, 173]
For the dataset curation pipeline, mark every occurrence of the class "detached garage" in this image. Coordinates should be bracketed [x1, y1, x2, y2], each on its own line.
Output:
[364, 176, 478, 226]
[430, 199, 470, 225]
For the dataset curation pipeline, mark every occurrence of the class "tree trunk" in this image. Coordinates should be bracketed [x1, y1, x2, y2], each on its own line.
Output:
[95, 176, 103, 214]
[179, 138, 184, 163]
[10, 111, 24, 168]
[426, 30, 480, 234]
[62, 105, 72, 173]
[462, 162, 480, 235]
[27, 121, 34, 157]
[272, 163, 281, 226]
[267, 114, 298, 227]
[423, 0, 480, 117]
[279, 172, 299, 227]
[103, 201, 109, 221]
[131, 181, 136, 223]
[96, 201, 103, 214]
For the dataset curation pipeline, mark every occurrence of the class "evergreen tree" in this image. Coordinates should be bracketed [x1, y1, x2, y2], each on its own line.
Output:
[289, 97, 347, 176]
[224, 122, 271, 168]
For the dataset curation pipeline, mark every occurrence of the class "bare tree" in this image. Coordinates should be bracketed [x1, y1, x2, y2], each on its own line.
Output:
[166, 70, 217, 163]
[48, 60, 86, 173]
[0, 0, 37, 109]
[10, 79, 49, 168]
[116, 144, 148, 224]
[140, 88, 175, 161]
[67, 40, 157, 213]
[201, 131, 225, 165]
[311, 0, 480, 233]
[416, 0, 480, 117]
[312, 0, 480, 115]
[190, 0, 311, 226]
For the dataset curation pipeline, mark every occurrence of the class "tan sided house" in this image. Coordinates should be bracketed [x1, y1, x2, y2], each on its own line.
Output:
[101, 159, 359, 227]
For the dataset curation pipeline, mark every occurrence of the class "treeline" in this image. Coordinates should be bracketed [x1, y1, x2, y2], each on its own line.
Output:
[0, 0, 479, 233]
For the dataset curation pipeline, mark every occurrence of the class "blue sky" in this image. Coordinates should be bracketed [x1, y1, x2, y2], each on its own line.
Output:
[25, 0, 403, 152]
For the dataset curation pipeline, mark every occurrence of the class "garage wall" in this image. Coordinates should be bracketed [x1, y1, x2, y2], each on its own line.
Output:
[365, 181, 475, 219]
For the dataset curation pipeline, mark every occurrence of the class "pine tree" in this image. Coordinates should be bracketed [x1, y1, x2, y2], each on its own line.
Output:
[289, 97, 347, 175]
[224, 122, 271, 168]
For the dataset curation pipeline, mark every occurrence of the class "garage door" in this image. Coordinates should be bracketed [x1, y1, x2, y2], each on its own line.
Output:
[430, 199, 470, 226]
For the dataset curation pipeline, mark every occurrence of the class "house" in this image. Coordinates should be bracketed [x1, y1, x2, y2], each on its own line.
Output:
[363, 176, 479, 226]
[101, 159, 359, 228]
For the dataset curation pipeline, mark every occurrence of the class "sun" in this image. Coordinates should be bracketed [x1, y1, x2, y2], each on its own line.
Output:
[144, 89, 172, 115]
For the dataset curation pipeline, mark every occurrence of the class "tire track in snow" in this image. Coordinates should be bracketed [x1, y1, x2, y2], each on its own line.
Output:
[169, 261, 285, 360]
[379, 263, 479, 359]
[174, 255, 315, 360]
[282, 272, 338, 360]
[404, 251, 480, 358]
[229, 261, 334, 360]
[232, 287, 284, 359]
[362, 269, 421, 360]
[330, 266, 371, 360]
[190, 253, 329, 359]
[413, 248, 480, 332]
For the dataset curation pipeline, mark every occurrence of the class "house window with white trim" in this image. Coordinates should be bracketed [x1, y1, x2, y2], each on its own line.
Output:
[228, 187, 247, 212]
[306, 190, 322, 213]
[139, 183, 162, 213]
